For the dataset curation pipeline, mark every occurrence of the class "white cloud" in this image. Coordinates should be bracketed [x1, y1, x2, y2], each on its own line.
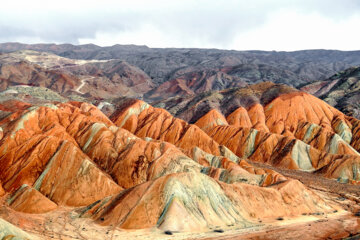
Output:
[1, 0, 360, 50]
[231, 9, 360, 51]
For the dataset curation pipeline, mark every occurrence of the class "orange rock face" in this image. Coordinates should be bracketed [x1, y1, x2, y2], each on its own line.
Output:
[194, 109, 228, 131]
[8, 185, 57, 213]
[0, 84, 360, 236]
[191, 90, 360, 183]
[0, 182, 5, 197]
[111, 99, 221, 156]
[226, 107, 252, 128]
[0, 102, 122, 207]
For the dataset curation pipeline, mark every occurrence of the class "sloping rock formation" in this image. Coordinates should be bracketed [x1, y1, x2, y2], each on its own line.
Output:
[158, 83, 360, 154]
[0, 86, 359, 238]
[82, 172, 333, 231]
[193, 102, 360, 183]
[145, 69, 247, 100]
[110, 99, 221, 156]
[7, 184, 57, 213]
[0, 100, 287, 213]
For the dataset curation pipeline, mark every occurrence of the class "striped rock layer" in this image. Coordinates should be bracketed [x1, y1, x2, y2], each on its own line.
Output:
[0, 86, 359, 232]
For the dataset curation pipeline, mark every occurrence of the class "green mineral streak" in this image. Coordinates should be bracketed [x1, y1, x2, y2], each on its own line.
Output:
[291, 140, 315, 171]
[338, 168, 349, 183]
[118, 102, 149, 128]
[244, 129, 258, 158]
[329, 134, 360, 156]
[159, 173, 252, 229]
[303, 123, 320, 143]
[334, 120, 352, 144]
[7, 184, 28, 205]
[33, 142, 65, 190]
[219, 145, 239, 164]
[157, 194, 175, 226]
[11, 108, 39, 138]
[82, 123, 106, 152]
[352, 164, 360, 181]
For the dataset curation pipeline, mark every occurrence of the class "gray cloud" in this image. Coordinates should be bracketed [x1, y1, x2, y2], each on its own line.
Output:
[0, 0, 359, 49]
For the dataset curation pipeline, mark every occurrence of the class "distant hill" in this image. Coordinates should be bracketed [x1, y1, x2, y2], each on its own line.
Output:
[1, 43, 360, 94]
[301, 66, 360, 118]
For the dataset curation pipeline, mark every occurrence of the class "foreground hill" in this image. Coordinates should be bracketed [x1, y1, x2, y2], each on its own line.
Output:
[0, 100, 340, 237]
[0, 83, 359, 238]
[118, 85, 360, 184]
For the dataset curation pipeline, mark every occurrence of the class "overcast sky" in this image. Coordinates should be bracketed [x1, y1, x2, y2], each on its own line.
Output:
[1, 0, 359, 51]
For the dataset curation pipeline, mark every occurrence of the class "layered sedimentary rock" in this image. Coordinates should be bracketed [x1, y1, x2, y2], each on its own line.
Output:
[205, 125, 360, 182]
[189, 90, 360, 183]
[0, 97, 331, 216]
[110, 99, 221, 156]
[0, 101, 202, 205]
[0, 82, 360, 238]
[0, 101, 288, 215]
[158, 82, 360, 155]
[8, 184, 57, 213]
[0, 103, 122, 206]
[0, 46, 360, 238]
[184, 145, 286, 187]
[82, 172, 333, 231]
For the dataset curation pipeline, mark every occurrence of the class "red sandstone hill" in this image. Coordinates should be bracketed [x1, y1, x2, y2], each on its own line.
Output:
[110, 95, 360, 184]
[0, 84, 360, 238]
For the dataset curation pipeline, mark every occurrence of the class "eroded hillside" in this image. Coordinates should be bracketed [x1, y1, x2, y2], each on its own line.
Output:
[0, 84, 359, 239]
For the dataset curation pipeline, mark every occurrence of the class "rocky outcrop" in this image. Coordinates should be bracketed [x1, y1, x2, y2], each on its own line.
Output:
[194, 109, 228, 132]
[154, 82, 299, 123]
[0, 100, 289, 213]
[188, 88, 360, 183]
[0, 60, 79, 94]
[205, 124, 360, 182]
[110, 99, 221, 156]
[0, 103, 121, 206]
[82, 172, 333, 231]
[184, 145, 286, 187]
[8, 184, 57, 213]
[0, 87, 359, 238]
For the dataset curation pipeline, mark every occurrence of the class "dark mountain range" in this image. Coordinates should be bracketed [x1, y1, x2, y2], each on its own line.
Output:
[1, 43, 360, 94]
[301, 66, 360, 118]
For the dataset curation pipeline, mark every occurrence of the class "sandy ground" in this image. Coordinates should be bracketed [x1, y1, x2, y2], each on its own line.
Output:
[0, 203, 358, 240]
[199, 212, 360, 240]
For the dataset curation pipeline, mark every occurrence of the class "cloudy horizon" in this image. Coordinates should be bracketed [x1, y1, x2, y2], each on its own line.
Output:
[1, 0, 360, 51]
